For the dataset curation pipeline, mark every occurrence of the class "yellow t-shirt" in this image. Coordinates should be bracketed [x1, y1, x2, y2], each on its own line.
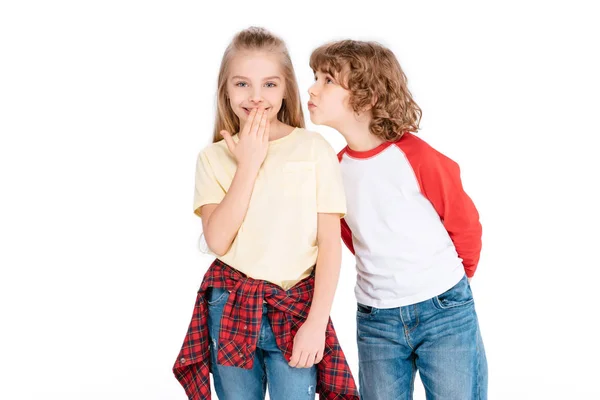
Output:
[193, 128, 346, 289]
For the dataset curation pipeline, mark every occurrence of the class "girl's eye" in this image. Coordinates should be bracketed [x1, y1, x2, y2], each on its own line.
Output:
[265, 82, 276, 88]
[235, 82, 248, 87]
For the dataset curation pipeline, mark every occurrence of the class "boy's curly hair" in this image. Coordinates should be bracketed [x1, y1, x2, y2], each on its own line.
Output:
[310, 40, 421, 141]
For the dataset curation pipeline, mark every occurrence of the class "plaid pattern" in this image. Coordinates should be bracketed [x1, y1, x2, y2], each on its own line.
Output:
[173, 259, 359, 399]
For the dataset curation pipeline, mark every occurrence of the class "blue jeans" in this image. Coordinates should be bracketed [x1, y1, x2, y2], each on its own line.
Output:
[356, 275, 488, 400]
[206, 287, 317, 400]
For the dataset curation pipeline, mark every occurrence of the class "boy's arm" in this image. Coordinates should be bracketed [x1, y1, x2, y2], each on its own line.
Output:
[341, 218, 355, 254]
[418, 151, 482, 278]
[337, 149, 355, 255]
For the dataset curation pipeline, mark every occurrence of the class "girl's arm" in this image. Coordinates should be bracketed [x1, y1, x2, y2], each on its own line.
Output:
[201, 108, 269, 256]
[200, 166, 260, 256]
[307, 212, 342, 325]
[289, 212, 342, 368]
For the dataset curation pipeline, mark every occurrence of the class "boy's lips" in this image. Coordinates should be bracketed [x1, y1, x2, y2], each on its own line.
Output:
[308, 101, 317, 109]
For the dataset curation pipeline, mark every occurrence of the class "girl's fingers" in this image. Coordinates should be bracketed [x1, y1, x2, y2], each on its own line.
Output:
[249, 108, 264, 136]
[220, 130, 235, 153]
[241, 108, 258, 137]
[263, 118, 270, 144]
[297, 351, 310, 369]
[289, 347, 301, 368]
[314, 349, 323, 364]
[257, 109, 268, 141]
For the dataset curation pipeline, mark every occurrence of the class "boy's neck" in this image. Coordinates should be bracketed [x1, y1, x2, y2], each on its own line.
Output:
[339, 123, 385, 153]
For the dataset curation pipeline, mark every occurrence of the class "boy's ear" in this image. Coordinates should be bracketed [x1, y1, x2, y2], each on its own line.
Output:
[370, 94, 378, 108]
[360, 95, 377, 112]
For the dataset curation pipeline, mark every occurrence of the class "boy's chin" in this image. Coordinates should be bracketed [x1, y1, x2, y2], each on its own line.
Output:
[311, 120, 335, 129]
[309, 116, 325, 126]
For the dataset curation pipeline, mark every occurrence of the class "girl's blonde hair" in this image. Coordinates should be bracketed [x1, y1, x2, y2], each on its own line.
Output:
[213, 27, 305, 142]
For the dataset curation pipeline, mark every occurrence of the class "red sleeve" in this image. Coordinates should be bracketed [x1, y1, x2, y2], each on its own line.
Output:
[337, 147, 355, 255]
[341, 218, 355, 255]
[398, 137, 482, 277]
[418, 150, 482, 277]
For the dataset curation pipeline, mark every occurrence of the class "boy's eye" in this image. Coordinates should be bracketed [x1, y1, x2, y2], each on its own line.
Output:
[326, 77, 334, 84]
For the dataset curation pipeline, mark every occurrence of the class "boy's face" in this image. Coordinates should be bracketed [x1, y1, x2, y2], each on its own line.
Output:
[307, 70, 353, 130]
[226, 51, 286, 127]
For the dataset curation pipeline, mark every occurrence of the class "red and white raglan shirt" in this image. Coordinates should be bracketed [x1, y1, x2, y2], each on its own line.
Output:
[338, 132, 482, 308]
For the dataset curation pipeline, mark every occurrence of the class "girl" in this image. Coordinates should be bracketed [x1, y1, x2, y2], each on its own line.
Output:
[173, 27, 358, 400]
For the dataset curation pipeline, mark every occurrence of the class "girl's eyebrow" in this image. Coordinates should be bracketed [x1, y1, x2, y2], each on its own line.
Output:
[230, 75, 281, 81]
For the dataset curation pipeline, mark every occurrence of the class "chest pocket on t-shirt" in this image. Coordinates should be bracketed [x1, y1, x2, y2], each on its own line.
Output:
[283, 162, 316, 198]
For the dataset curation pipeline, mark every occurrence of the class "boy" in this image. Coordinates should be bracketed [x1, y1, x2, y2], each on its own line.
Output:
[307, 40, 488, 399]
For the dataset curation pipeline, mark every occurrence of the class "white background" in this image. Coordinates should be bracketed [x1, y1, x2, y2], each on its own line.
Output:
[1, 1, 599, 399]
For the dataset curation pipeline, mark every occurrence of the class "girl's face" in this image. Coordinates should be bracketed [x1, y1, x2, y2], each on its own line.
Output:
[226, 51, 286, 128]
[307, 70, 352, 130]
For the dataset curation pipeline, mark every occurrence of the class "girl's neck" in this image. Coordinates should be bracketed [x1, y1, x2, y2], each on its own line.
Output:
[267, 119, 295, 141]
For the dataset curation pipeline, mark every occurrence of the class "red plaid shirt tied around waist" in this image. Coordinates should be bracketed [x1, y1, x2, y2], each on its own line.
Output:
[173, 259, 359, 399]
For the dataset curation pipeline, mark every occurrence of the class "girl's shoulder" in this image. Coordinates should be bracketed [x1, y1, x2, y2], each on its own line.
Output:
[198, 136, 235, 160]
[285, 128, 338, 164]
[302, 128, 338, 154]
[292, 127, 331, 147]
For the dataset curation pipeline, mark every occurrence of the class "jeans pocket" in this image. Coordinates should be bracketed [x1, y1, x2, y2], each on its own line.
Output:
[433, 275, 474, 310]
[357, 302, 378, 318]
[206, 286, 230, 306]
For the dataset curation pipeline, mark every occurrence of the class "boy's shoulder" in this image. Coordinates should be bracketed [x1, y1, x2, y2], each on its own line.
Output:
[396, 133, 455, 165]
[395, 132, 438, 155]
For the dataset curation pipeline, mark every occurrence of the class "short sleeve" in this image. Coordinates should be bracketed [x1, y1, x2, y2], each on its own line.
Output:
[315, 138, 347, 216]
[193, 150, 226, 217]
